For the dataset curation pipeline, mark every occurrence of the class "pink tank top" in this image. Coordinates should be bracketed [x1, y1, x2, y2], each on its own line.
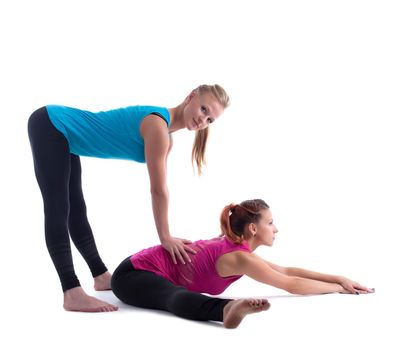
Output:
[130, 237, 250, 295]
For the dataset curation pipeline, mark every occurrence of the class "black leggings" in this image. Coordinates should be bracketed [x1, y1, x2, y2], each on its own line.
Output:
[28, 107, 107, 291]
[111, 258, 232, 322]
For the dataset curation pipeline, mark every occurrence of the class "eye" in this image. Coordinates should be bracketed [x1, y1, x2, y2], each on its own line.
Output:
[207, 118, 214, 124]
[201, 106, 207, 113]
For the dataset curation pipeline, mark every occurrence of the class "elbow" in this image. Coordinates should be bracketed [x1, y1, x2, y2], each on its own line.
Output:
[150, 186, 168, 198]
[283, 277, 307, 295]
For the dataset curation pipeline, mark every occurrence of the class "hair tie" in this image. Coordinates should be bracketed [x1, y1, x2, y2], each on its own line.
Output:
[229, 204, 237, 216]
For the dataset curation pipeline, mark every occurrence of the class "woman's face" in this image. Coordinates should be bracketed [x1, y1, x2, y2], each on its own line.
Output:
[184, 91, 224, 131]
[255, 209, 278, 247]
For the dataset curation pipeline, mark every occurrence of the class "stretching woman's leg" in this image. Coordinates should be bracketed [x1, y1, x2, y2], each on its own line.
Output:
[111, 258, 229, 322]
[112, 258, 271, 326]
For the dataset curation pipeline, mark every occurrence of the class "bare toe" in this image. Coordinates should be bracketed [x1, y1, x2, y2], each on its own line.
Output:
[63, 287, 118, 312]
[223, 298, 270, 329]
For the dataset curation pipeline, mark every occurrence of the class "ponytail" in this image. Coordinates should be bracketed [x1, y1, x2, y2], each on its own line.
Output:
[220, 204, 244, 244]
[192, 127, 209, 175]
[219, 199, 270, 244]
[191, 84, 230, 176]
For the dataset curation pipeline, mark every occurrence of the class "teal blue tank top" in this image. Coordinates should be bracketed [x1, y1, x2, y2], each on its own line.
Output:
[46, 105, 170, 163]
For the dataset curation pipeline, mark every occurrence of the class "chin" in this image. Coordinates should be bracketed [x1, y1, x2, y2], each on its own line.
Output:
[187, 123, 196, 131]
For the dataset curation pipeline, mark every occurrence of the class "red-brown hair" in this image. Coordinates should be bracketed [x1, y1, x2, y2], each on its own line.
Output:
[220, 199, 270, 244]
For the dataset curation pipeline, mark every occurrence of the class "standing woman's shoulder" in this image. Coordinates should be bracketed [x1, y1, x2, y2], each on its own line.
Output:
[140, 114, 171, 159]
[140, 113, 170, 139]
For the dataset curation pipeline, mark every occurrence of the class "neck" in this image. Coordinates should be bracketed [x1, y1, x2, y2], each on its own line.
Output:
[168, 104, 185, 133]
[244, 238, 259, 252]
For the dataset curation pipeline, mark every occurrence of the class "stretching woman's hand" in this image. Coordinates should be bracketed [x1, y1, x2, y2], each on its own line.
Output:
[338, 276, 374, 294]
[162, 237, 197, 264]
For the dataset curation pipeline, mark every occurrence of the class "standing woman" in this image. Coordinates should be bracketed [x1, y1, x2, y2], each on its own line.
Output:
[28, 84, 229, 312]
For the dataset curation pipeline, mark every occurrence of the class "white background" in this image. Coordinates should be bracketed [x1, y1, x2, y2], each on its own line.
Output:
[1, 0, 411, 349]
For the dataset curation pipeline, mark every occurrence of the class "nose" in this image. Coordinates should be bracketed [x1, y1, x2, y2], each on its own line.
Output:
[199, 114, 208, 125]
[196, 116, 208, 129]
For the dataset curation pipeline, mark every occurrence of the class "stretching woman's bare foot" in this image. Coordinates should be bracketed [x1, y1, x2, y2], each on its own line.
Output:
[94, 271, 112, 291]
[63, 287, 118, 312]
[223, 298, 270, 328]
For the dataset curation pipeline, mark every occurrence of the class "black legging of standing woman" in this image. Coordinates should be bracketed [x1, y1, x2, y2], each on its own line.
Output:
[28, 107, 107, 291]
[112, 258, 232, 322]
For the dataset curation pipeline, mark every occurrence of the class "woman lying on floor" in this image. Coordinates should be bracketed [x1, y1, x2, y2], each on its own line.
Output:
[112, 199, 374, 328]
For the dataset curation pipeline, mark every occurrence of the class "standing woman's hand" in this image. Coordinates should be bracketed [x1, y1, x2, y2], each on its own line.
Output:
[161, 237, 197, 264]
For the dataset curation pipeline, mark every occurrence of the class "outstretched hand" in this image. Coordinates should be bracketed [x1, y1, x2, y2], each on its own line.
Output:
[338, 276, 375, 294]
[161, 237, 197, 264]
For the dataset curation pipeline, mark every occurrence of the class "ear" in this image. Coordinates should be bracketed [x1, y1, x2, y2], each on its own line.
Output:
[248, 223, 258, 237]
[184, 91, 196, 105]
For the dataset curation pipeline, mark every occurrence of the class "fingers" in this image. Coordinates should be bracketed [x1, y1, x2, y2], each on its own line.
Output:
[355, 287, 375, 294]
[165, 237, 196, 264]
[177, 247, 191, 264]
[350, 282, 375, 294]
[355, 284, 371, 292]
[171, 244, 191, 264]
[346, 283, 375, 294]
[341, 279, 361, 294]
[169, 249, 177, 265]
[345, 285, 358, 294]
[176, 238, 197, 254]
[341, 285, 358, 294]
[184, 245, 197, 255]
[175, 238, 197, 260]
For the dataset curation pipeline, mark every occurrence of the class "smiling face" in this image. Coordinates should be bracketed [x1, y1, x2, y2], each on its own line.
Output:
[183, 91, 225, 131]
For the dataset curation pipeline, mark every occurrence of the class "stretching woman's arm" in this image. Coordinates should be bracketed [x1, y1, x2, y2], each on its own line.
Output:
[217, 252, 372, 295]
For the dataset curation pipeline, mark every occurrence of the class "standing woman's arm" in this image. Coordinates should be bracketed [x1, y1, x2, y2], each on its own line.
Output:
[140, 115, 195, 264]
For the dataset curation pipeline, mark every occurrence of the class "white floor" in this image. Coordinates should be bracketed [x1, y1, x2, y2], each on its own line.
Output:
[3, 268, 410, 350]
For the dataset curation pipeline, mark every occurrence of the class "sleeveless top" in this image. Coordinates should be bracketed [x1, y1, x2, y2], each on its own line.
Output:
[130, 237, 251, 295]
[46, 105, 170, 162]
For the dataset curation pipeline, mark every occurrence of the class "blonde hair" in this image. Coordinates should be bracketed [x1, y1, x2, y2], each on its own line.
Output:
[192, 84, 230, 175]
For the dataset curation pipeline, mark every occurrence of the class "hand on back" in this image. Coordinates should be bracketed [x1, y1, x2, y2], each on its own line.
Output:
[162, 237, 197, 264]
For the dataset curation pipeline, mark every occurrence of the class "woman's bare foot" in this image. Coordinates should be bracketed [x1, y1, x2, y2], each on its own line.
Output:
[63, 286, 118, 312]
[94, 271, 112, 291]
[223, 298, 270, 328]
